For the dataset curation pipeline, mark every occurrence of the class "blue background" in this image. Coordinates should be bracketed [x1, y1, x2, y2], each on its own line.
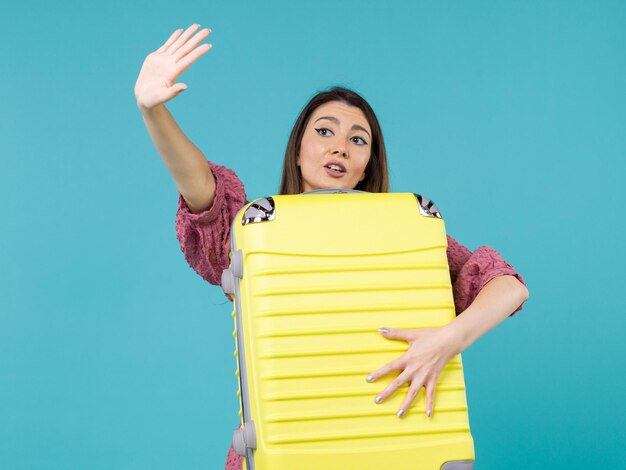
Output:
[2, 1, 624, 468]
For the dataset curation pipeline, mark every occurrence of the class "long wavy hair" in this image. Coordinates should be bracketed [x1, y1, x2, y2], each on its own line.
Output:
[278, 86, 389, 194]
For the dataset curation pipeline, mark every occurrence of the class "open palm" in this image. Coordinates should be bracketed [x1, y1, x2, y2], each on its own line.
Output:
[134, 24, 212, 109]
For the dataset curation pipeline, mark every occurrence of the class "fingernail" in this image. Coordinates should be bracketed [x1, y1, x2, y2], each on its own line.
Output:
[366, 375, 374, 382]
[375, 395, 383, 404]
[378, 328, 389, 334]
[397, 409, 405, 417]
[426, 409, 432, 417]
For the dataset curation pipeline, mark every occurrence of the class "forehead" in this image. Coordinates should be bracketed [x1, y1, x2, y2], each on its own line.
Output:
[309, 101, 370, 131]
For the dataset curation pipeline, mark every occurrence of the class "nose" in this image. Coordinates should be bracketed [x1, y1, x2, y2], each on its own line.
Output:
[332, 147, 348, 158]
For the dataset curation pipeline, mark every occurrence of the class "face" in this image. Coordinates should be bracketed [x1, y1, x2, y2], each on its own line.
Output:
[297, 101, 372, 192]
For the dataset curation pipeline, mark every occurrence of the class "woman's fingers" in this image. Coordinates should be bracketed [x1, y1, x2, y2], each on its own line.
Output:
[378, 327, 417, 342]
[375, 372, 434, 418]
[156, 28, 183, 53]
[134, 24, 208, 109]
[397, 375, 438, 418]
[168, 82, 188, 95]
[167, 24, 202, 55]
[366, 357, 403, 383]
[373, 369, 412, 404]
[173, 27, 211, 62]
[425, 378, 436, 418]
[396, 376, 426, 418]
[174, 43, 212, 76]
[145, 82, 188, 109]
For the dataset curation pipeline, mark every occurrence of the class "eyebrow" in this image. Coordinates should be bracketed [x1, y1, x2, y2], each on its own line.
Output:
[314, 116, 371, 139]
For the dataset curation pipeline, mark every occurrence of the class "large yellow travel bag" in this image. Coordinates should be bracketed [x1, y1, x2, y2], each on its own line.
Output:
[221, 190, 474, 470]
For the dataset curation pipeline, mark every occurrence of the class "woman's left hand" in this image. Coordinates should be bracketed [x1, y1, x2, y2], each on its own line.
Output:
[365, 326, 461, 418]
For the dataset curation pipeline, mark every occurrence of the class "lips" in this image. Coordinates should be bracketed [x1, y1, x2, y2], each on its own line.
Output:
[324, 160, 347, 172]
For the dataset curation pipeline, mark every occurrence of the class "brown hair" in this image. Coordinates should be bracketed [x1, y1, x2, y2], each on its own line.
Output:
[278, 86, 389, 194]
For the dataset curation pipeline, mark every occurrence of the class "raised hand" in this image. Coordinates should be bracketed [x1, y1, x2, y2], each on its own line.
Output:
[134, 24, 212, 110]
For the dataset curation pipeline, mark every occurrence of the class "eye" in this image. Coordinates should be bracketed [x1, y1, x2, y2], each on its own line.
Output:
[352, 136, 368, 145]
[314, 127, 333, 137]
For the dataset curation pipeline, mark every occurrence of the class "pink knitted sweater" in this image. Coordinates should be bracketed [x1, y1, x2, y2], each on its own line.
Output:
[175, 160, 527, 470]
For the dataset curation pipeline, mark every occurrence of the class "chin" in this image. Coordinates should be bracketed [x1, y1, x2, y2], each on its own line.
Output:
[321, 181, 351, 190]
[303, 174, 357, 191]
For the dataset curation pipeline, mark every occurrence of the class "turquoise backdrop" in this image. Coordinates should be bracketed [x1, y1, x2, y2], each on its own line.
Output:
[2, 1, 624, 468]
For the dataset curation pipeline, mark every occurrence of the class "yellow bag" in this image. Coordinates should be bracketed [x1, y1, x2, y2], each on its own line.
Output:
[221, 190, 474, 470]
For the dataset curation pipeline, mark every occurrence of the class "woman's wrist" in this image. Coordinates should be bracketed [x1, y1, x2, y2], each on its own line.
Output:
[440, 319, 468, 356]
[137, 101, 163, 115]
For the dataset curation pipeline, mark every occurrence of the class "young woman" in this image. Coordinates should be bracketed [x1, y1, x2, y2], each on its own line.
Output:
[135, 24, 529, 469]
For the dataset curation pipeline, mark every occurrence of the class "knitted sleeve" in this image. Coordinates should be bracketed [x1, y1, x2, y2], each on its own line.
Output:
[175, 160, 248, 288]
[446, 234, 527, 316]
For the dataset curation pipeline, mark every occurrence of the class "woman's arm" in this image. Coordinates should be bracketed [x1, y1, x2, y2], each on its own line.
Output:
[135, 24, 216, 213]
[369, 274, 528, 418]
[444, 274, 529, 354]
[139, 104, 216, 213]
[175, 161, 248, 288]
[366, 238, 529, 418]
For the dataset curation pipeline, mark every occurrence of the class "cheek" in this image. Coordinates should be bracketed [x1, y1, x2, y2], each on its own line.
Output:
[358, 152, 371, 171]
[300, 136, 324, 164]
